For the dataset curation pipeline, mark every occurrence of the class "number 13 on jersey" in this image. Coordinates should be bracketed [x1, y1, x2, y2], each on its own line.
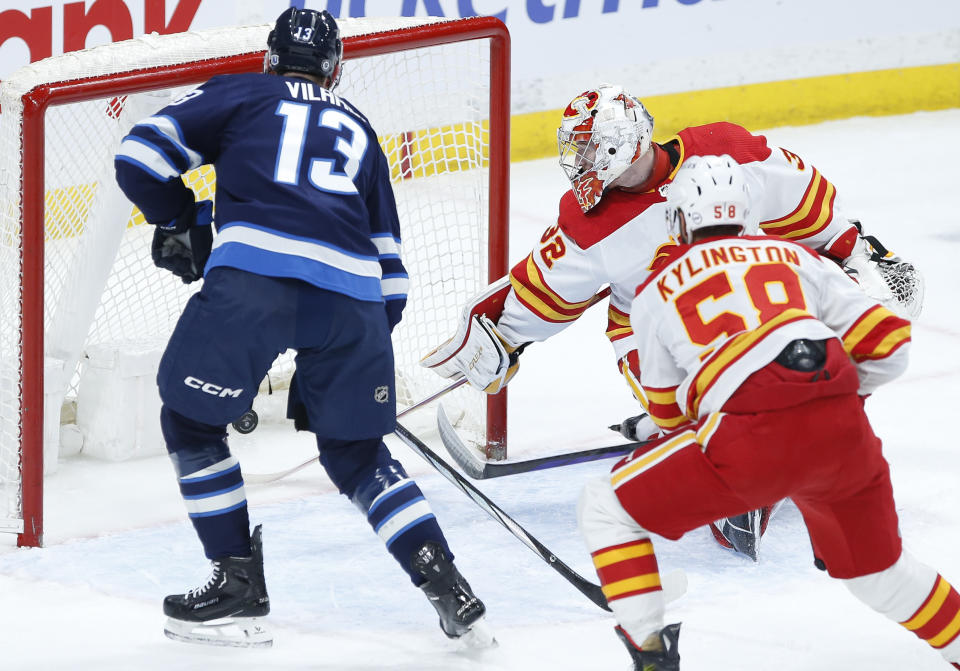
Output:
[273, 101, 368, 194]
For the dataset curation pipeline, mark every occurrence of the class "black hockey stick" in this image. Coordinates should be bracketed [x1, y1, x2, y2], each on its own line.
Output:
[437, 405, 645, 480]
[393, 421, 612, 611]
[244, 377, 468, 484]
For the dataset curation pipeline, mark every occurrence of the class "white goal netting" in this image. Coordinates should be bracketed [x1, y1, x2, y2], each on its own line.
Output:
[0, 17, 509, 545]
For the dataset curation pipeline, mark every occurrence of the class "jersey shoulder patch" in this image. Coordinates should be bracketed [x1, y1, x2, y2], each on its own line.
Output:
[636, 243, 690, 296]
[677, 122, 773, 166]
[558, 188, 664, 250]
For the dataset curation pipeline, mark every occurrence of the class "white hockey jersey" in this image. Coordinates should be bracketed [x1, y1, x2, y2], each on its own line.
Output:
[630, 235, 911, 431]
[496, 122, 865, 387]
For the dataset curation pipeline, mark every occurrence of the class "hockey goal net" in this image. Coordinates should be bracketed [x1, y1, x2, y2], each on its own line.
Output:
[0, 16, 510, 547]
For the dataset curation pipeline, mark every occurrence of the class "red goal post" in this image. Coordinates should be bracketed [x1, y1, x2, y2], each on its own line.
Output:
[0, 16, 510, 548]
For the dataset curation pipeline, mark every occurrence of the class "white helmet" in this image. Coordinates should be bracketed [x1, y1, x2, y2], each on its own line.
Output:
[557, 84, 654, 213]
[664, 155, 754, 243]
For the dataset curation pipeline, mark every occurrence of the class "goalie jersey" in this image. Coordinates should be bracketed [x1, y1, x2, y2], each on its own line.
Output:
[496, 122, 862, 371]
[115, 73, 407, 326]
[630, 235, 911, 431]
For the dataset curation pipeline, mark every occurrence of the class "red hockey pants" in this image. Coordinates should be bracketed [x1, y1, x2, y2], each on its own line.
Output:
[612, 339, 902, 578]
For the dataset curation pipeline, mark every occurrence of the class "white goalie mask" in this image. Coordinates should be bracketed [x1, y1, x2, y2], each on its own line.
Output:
[557, 84, 654, 213]
[664, 155, 755, 243]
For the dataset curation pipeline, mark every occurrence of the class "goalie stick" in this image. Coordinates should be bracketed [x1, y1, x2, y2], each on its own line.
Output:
[437, 404, 644, 479]
[244, 376, 468, 484]
[394, 421, 687, 610]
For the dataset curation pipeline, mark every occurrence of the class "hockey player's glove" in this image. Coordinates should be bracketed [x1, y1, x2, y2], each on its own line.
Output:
[609, 413, 660, 442]
[833, 221, 924, 320]
[151, 200, 214, 284]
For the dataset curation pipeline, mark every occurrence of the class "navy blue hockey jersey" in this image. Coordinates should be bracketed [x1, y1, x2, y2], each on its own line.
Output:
[115, 73, 407, 326]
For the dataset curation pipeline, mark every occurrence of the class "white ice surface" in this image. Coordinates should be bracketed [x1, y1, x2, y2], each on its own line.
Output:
[2, 110, 959, 670]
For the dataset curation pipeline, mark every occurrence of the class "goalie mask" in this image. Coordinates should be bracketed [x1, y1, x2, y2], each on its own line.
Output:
[557, 84, 654, 213]
[265, 8, 343, 89]
[664, 155, 754, 243]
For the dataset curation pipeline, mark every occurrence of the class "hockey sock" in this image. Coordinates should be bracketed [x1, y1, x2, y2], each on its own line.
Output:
[898, 574, 960, 663]
[177, 455, 251, 559]
[591, 538, 667, 640]
[162, 406, 251, 559]
[844, 551, 960, 665]
[578, 476, 666, 643]
[366, 476, 451, 586]
[319, 437, 451, 586]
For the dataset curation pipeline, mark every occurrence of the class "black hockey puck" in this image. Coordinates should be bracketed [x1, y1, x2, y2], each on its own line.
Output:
[232, 409, 259, 434]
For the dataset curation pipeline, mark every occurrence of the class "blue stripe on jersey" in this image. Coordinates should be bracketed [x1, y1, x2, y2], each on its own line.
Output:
[124, 127, 194, 175]
[381, 274, 409, 301]
[218, 221, 381, 262]
[207, 243, 383, 302]
[371, 233, 401, 258]
[116, 137, 180, 182]
[136, 115, 203, 169]
[207, 222, 384, 302]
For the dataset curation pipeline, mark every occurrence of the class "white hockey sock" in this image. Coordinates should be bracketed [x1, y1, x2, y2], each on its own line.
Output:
[578, 476, 666, 641]
[844, 550, 960, 663]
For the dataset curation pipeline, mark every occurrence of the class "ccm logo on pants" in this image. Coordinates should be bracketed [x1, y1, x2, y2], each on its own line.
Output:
[183, 376, 243, 398]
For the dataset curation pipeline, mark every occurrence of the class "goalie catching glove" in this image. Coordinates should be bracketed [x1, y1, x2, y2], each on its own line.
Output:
[832, 221, 924, 320]
[151, 199, 214, 284]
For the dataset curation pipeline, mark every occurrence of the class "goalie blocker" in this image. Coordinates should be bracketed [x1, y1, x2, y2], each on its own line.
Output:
[420, 277, 524, 394]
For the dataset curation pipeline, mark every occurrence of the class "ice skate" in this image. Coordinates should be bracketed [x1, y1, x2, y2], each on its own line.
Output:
[616, 622, 681, 671]
[163, 525, 272, 648]
[710, 506, 774, 561]
[413, 541, 495, 648]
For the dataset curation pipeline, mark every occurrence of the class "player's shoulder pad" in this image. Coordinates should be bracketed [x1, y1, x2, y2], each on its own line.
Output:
[557, 188, 665, 250]
[677, 121, 773, 166]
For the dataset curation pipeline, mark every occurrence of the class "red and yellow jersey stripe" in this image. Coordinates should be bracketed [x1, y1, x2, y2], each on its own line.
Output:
[618, 350, 690, 430]
[590, 539, 662, 602]
[685, 308, 815, 418]
[900, 575, 960, 650]
[508, 254, 596, 324]
[760, 168, 837, 241]
[842, 305, 911, 362]
[606, 304, 633, 343]
[643, 384, 690, 431]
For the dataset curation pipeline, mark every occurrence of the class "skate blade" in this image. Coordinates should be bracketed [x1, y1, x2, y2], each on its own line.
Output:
[454, 617, 497, 650]
[164, 615, 273, 648]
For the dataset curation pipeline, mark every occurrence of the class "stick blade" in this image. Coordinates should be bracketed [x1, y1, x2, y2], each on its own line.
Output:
[437, 404, 488, 479]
